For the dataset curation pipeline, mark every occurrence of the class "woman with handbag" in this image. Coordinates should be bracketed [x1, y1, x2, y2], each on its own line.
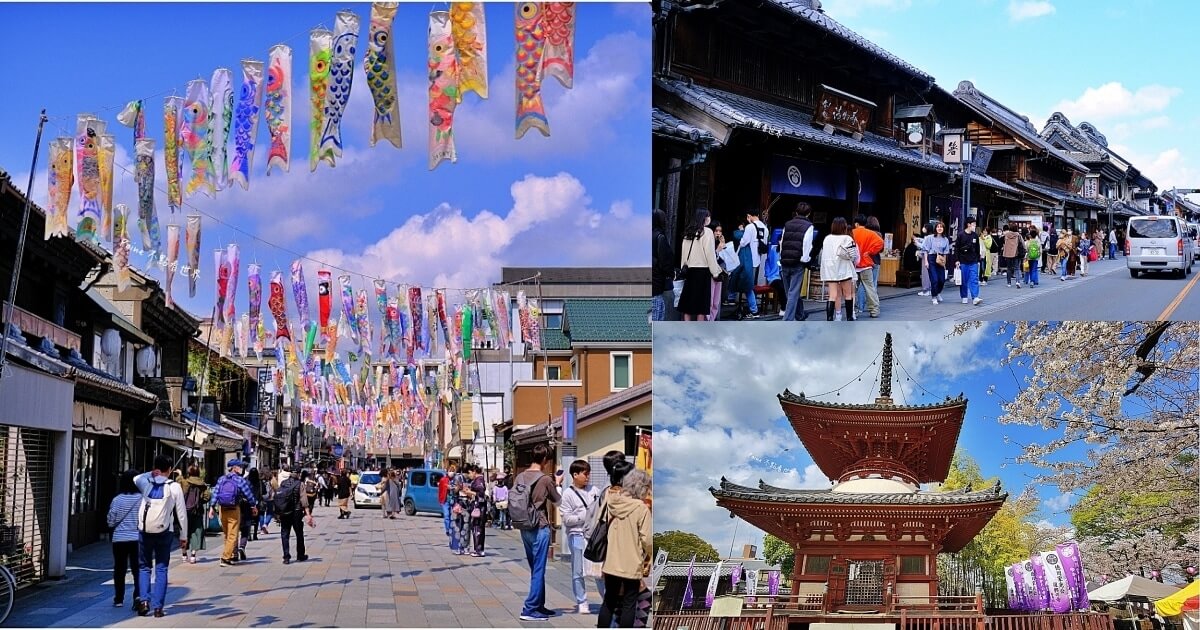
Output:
[923, 221, 952, 305]
[107, 469, 143, 608]
[819, 217, 859, 321]
[677, 209, 725, 321]
[596, 462, 652, 628]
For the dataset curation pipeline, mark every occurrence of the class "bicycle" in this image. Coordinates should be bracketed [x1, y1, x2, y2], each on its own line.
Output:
[0, 562, 14, 624]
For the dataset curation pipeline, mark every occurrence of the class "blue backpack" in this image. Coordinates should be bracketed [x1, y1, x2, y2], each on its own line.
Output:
[215, 474, 241, 508]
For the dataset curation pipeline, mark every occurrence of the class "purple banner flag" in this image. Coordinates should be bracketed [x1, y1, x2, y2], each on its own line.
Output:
[705, 561, 723, 607]
[768, 570, 781, 596]
[1006, 564, 1019, 610]
[681, 555, 695, 608]
[1056, 542, 1090, 611]
[1030, 555, 1051, 611]
[731, 564, 742, 588]
[1041, 550, 1074, 613]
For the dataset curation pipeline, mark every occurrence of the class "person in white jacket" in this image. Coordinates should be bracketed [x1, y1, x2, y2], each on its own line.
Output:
[133, 454, 188, 618]
[560, 459, 602, 614]
[739, 211, 769, 316]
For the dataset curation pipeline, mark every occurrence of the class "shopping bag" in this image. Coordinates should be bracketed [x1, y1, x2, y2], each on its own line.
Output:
[952, 266, 962, 286]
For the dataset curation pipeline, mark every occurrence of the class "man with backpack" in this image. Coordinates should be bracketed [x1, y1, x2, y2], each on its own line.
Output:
[211, 459, 258, 567]
[274, 466, 314, 564]
[560, 459, 602, 614]
[955, 216, 983, 306]
[737, 210, 769, 318]
[510, 444, 562, 622]
[133, 454, 188, 618]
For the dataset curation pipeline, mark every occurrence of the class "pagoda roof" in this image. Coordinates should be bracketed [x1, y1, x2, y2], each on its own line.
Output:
[778, 389, 968, 483]
[713, 478, 1005, 505]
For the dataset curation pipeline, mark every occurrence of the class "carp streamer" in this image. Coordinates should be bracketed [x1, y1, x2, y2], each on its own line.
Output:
[135, 138, 162, 256]
[45, 137, 72, 239]
[309, 28, 333, 171]
[428, 10, 460, 170]
[318, 11, 360, 166]
[210, 68, 235, 191]
[182, 78, 216, 197]
[366, 2, 402, 149]
[514, 3, 549, 139]
[74, 114, 102, 243]
[163, 97, 183, 210]
[265, 44, 293, 175]
[185, 215, 201, 298]
[230, 59, 265, 190]
[450, 2, 488, 101]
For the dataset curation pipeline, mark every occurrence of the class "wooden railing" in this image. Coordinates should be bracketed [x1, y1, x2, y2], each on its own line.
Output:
[653, 614, 789, 630]
[894, 594, 986, 613]
[2, 302, 81, 352]
[983, 613, 1114, 630]
[741, 593, 825, 612]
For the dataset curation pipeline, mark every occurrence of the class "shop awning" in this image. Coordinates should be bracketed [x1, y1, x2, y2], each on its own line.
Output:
[72, 401, 121, 437]
[181, 410, 244, 451]
[1014, 180, 1104, 210]
[657, 78, 952, 174]
[150, 417, 189, 441]
[159, 440, 204, 458]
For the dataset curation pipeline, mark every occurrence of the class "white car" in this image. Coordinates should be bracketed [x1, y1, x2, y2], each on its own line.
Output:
[353, 471, 383, 508]
[1126, 215, 1195, 278]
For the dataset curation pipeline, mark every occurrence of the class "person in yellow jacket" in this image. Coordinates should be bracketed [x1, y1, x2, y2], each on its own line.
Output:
[598, 462, 652, 628]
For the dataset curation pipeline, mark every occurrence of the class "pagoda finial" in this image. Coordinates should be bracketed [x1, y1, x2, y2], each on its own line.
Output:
[877, 333, 894, 404]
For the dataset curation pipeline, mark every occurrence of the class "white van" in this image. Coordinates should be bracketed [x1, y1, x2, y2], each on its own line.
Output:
[1126, 216, 1194, 278]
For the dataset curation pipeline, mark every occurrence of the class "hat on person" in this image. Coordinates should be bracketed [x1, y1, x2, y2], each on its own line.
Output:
[227, 459, 244, 469]
[496, 472, 506, 480]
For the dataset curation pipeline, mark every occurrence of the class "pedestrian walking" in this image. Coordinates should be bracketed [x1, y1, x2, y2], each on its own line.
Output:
[1108, 227, 1118, 259]
[335, 469, 352, 519]
[737, 210, 769, 318]
[924, 221, 951, 304]
[1001, 224, 1024, 287]
[730, 224, 758, 319]
[383, 469, 402, 519]
[317, 469, 330, 510]
[915, 224, 932, 296]
[259, 469, 276, 536]
[1047, 227, 1060, 276]
[560, 460, 602, 614]
[212, 459, 258, 567]
[597, 463, 653, 629]
[133, 455, 188, 618]
[274, 466, 313, 564]
[709, 222, 728, 321]
[1078, 232, 1092, 277]
[513, 444, 563, 621]
[450, 466, 470, 555]
[464, 465, 489, 557]
[1022, 226, 1041, 287]
[779, 202, 815, 321]
[677, 209, 725, 322]
[1057, 229, 1073, 280]
[851, 215, 883, 318]
[651, 209, 675, 321]
[178, 465, 210, 563]
[238, 468, 263, 558]
[819, 217, 859, 321]
[106, 469, 142, 608]
[493, 473, 511, 530]
[955, 217, 983, 305]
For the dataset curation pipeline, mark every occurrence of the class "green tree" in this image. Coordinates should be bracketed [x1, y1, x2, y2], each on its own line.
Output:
[761, 534, 794, 576]
[654, 530, 720, 563]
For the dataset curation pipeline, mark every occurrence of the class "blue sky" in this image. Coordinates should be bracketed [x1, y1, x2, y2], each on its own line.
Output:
[653, 322, 1110, 557]
[819, 0, 1199, 204]
[0, 2, 650, 318]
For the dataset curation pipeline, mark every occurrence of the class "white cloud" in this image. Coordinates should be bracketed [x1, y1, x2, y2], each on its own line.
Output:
[1051, 83, 1182, 122]
[1108, 144, 1199, 194]
[824, 0, 912, 19]
[1043, 492, 1073, 512]
[654, 322, 995, 550]
[1008, 0, 1056, 21]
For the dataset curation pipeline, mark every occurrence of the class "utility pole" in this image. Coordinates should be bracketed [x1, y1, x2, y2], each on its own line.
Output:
[0, 110, 48, 381]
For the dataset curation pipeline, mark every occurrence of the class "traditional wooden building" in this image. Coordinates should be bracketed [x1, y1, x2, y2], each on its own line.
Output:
[711, 334, 1006, 614]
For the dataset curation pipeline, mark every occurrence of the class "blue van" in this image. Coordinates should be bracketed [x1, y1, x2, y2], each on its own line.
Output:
[402, 468, 447, 516]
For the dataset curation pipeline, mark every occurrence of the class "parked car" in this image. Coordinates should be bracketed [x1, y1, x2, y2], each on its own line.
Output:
[353, 471, 383, 509]
[1126, 215, 1194, 278]
[401, 468, 447, 516]
[1188, 223, 1200, 253]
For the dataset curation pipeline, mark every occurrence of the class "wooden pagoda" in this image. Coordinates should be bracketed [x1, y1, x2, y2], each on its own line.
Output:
[711, 334, 1007, 614]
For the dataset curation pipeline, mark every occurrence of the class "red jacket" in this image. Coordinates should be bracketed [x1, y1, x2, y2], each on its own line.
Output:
[438, 475, 450, 504]
[852, 226, 884, 270]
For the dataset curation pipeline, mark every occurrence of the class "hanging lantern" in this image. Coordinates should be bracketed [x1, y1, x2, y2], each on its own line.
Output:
[136, 345, 157, 376]
[100, 328, 121, 359]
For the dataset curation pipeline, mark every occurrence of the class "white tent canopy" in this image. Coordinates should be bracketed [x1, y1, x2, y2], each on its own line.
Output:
[1087, 575, 1182, 602]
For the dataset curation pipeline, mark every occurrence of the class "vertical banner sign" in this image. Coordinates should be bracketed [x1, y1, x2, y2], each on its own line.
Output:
[319, 10, 360, 166]
[265, 44, 293, 175]
[165, 224, 180, 307]
[682, 554, 696, 608]
[514, 3, 548, 138]
[98, 134, 115, 243]
[705, 560, 723, 607]
[1006, 564, 1019, 610]
[1056, 542, 1090, 611]
[113, 204, 131, 291]
[450, 2, 488, 100]
[366, 2, 402, 148]
[730, 564, 742, 589]
[163, 96, 183, 210]
[210, 68, 235, 191]
[768, 570, 781, 596]
[746, 569, 759, 603]
[541, 2, 575, 88]
[1040, 550, 1073, 613]
[269, 270, 292, 341]
[1020, 559, 1038, 611]
[185, 215, 201, 298]
[1029, 555, 1050, 611]
[230, 59, 265, 190]
[428, 10, 459, 170]
[45, 137, 73, 239]
[135, 138, 161, 256]
[182, 78, 216, 197]
[258, 367, 276, 421]
[309, 28, 333, 171]
[74, 114, 102, 243]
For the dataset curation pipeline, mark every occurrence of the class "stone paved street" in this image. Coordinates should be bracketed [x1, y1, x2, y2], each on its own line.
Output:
[8, 504, 598, 628]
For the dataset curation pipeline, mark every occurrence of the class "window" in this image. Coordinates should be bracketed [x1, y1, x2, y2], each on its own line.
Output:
[411, 471, 427, 487]
[70, 436, 97, 515]
[1129, 218, 1179, 238]
[623, 426, 646, 457]
[430, 472, 444, 487]
[545, 365, 561, 380]
[541, 299, 564, 330]
[611, 352, 632, 391]
[569, 357, 578, 380]
[805, 555, 831, 574]
[901, 556, 926, 574]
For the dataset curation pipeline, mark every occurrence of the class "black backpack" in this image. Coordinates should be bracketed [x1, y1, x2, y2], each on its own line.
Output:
[756, 224, 769, 256]
[274, 478, 302, 515]
[184, 484, 203, 512]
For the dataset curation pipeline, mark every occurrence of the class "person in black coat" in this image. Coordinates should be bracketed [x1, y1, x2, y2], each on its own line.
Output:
[651, 209, 676, 321]
[954, 216, 983, 305]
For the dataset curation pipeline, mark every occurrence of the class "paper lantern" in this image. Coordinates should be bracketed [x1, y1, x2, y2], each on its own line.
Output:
[136, 346, 157, 376]
[100, 328, 121, 359]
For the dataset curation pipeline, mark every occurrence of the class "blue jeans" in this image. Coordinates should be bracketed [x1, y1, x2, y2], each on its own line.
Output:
[569, 533, 588, 605]
[781, 266, 805, 320]
[138, 530, 173, 611]
[1023, 263, 1039, 286]
[1060, 258, 1069, 279]
[1109, 243, 1117, 259]
[929, 263, 946, 299]
[521, 527, 551, 616]
[958, 263, 980, 299]
[744, 279, 758, 315]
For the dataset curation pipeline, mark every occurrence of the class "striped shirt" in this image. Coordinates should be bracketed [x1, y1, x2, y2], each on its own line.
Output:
[107, 493, 143, 543]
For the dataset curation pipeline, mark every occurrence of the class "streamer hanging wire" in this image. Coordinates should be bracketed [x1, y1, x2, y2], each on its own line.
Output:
[808, 346, 885, 400]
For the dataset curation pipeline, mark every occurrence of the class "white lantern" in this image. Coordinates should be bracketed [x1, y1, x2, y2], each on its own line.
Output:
[135, 346, 157, 377]
[100, 329, 121, 359]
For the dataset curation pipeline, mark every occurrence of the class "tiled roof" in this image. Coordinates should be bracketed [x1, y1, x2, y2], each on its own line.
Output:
[968, 172, 1020, 194]
[778, 388, 966, 411]
[951, 83, 1088, 173]
[563, 298, 651, 344]
[660, 560, 781, 579]
[499, 267, 651, 285]
[658, 79, 951, 174]
[759, 0, 933, 83]
[1014, 180, 1104, 209]
[653, 108, 719, 146]
[73, 369, 159, 405]
[540, 328, 571, 351]
[511, 380, 652, 442]
[711, 478, 1007, 505]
